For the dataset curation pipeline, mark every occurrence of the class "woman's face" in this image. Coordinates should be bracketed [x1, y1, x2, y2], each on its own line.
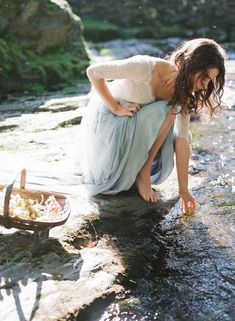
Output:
[192, 67, 219, 92]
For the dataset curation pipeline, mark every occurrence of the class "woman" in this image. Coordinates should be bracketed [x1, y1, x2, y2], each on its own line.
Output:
[76, 38, 226, 212]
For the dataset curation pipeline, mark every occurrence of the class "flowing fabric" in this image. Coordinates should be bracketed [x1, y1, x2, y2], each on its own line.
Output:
[74, 55, 190, 196]
[75, 95, 174, 195]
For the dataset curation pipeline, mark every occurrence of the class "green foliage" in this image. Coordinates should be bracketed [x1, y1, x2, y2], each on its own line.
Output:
[80, 17, 194, 41]
[82, 17, 121, 41]
[156, 25, 193, 39]
[120, 27, 154, 39]
[23, 51, 89, 83]
[24, 83, 46, 96]
[82, 17, 169, 41]
[74, 0, 235, 42]
[0, 36, 26, 75]
[0, 33, 89, 98]
[82, 17, 118, 31]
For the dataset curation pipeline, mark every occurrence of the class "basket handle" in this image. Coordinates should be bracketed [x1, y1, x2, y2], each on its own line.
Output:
[3, 169, 26, 228]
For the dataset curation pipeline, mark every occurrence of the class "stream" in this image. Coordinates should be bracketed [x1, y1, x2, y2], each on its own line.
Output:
[78, 102, 235, 321]
[77, 39, 235, 321]
[0, 39, 234, 321]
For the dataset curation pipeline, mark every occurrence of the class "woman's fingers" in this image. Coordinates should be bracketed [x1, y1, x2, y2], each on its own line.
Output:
[179, 190, 196, 214]
[128, 105, 140, 113]
[181, 198, 195, 214]
[126, 106, 139, 117]
[115, 104, 140, 117]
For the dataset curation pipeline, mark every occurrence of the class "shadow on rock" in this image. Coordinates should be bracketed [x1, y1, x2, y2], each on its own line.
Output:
[88, 189, 178, 280]
[0, 231, 82, 321]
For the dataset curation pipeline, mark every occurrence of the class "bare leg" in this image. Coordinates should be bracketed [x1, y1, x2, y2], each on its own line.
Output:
[136, 112, 176, 202]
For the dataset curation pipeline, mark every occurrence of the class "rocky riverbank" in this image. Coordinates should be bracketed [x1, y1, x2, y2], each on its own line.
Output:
[0, 40, 234, 321]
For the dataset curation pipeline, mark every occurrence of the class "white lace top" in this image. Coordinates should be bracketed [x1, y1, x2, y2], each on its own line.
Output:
[88, 55, 190, 140]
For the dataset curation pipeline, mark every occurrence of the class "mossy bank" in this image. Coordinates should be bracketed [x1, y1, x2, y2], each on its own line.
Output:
[0, 0, 90, 98]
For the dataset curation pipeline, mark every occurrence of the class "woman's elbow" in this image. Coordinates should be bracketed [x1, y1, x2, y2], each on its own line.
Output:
[175, 135, 190, 147]
[86, 65, 93, 79]
[86, 65, 102, 82]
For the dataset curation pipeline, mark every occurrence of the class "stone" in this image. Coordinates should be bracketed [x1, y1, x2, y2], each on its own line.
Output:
[1, 0, 85, 54]
[0, 0, 90, 96]
[38, 95, 89, 112]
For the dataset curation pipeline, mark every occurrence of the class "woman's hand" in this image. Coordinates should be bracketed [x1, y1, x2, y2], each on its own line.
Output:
[179, 189, 196, 214]
[113, 104, 140, 117]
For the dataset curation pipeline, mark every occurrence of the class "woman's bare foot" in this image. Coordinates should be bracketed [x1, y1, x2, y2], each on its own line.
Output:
[135, 170, 161, 202]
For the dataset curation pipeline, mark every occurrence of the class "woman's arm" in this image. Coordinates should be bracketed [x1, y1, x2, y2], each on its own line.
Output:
[174, 112, 196, 213]
[87, 67, 120, 113]
[175, 137, 195, 213]
[86, 56, 149, 116]
[87, 67, 139, 116]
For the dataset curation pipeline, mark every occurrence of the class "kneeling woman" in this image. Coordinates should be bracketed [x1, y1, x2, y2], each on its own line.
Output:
[76, 38, 226, 212]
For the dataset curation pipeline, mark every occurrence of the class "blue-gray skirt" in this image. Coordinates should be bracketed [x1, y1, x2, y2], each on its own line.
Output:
[76, 96, 174, 196]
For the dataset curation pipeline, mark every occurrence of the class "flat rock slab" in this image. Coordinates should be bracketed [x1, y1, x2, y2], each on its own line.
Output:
[0, 193, 124, 321]
[0, 161, 176, 321]
[0, 52, 234, 321]
[0, 85, 90, 113]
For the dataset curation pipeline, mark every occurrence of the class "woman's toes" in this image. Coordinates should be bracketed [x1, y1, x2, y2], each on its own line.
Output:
[152, 192, 161, 203]
[153, 195, 159, 202]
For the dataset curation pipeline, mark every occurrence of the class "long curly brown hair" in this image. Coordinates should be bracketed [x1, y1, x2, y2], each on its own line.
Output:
[168, 38, 226, 117]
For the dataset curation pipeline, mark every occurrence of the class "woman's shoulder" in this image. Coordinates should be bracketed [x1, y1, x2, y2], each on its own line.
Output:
[128, 54, 160, 63]
[132, 56, 176, 74]
[153, 58, 176, 73]
[127, 55, 165, 73]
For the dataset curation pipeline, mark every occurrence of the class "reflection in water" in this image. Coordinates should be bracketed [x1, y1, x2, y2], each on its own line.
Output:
[78, 106, 235, 321]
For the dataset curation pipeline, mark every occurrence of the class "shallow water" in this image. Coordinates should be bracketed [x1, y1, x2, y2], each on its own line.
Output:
[1, 39, 234, 321]
[76, 105, 235, 321]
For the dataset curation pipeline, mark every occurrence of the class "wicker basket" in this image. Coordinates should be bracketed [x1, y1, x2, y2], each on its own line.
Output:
[0, 169, 71, 237]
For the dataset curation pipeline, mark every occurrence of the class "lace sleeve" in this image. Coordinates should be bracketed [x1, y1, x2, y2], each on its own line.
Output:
[87, 55, 151, 81]
[174, 113, 190, 141]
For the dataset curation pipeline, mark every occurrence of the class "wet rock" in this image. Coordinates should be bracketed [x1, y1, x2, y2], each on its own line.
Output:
[57, 113, 84, 127]
[0, 46, 235, 321]
[38, 95, 89, 113]
[0, 0, 86, 54]
[0, 110, 79, 133]
[0, 124, 18, 132]
[188, 165, 206, 175]
[0, 194, 124, 321]
[0, 161, 173, 320]
[0, 0, 90, 96]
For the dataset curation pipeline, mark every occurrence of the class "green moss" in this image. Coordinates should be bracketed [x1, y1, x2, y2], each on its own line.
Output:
[24, 84, 46, 96]
[81, 17, 192, 41]
[23, 51, 88, 84]
[83, 17, 118, 31]
[81, 18, 163, 41]
[120, 27, 154, 39]
[0, 33, 89, 98]
[82, 17, 121, 41]
[0, 36, 26, 75]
